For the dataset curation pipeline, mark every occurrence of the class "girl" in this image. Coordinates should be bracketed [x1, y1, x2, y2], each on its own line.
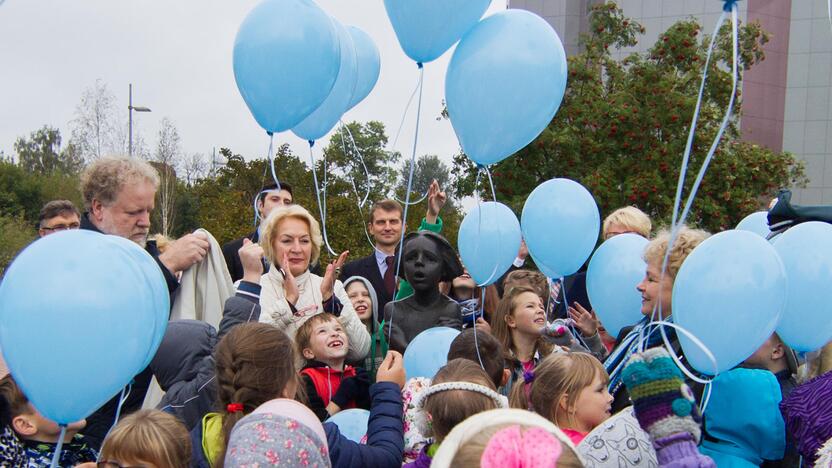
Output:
[492, 285, 555, 395]
[344, 276, 387, 378]
[92, 410, 190, 468]
[258, 205, 370, 362]
[405, 358, 508, 467]
[511, 352, 613, 445]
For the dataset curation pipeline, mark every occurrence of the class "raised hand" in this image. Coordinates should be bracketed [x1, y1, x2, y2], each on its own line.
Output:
[282, 250, 299, 305]
[426, 179, 447, 224]
[321, 250, 349, 302]
[376, 351, 406, 389]
[239, 238, 265, 284]
[568, 302, 598, 337]
[159, 231, 210, 274]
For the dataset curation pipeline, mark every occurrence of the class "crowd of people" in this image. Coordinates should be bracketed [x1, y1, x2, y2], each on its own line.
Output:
[1, 155, 831, 467]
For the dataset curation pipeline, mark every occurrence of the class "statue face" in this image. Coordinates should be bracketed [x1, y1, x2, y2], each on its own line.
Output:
[402, 235, 443, 293]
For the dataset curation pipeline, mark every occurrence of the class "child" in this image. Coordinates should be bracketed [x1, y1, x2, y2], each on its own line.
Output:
[491, 285, 556, 395]
[94, 409, 191, 468]
[0, 375, 97, 467]
[191, 321, 406, 468]
[405, 359, 508, 467]
[296, 313, 372, 421]
[431, 408, 583, 467]
[511, 352, 613, 445]
[344, 276, 387, 378]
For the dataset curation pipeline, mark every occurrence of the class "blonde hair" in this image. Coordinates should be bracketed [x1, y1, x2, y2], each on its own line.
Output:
[80, 156, 160, 211]
[260, 204, 323, 266]
[643, 226, 710, 278]
[149, 234, 174, 253]
[98, 410, 190, 468]
[603, 206, 652, 238]
[492, 285, 554, 363]
[510, 352, 608, 430]
[451, 423, 584, 467]
[423, 359, 500, 442]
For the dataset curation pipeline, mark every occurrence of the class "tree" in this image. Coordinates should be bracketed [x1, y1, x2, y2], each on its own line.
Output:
[152, 117, 182, 236]
[451, 2, 806, 233]
[398, 154, 452, 196]
[182, 152, 209, 186]
[14, 126, 84, 175]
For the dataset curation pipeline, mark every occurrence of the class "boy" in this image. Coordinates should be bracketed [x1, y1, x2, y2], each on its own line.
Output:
[0, 375, 97, 467]
[296, 313, 371, 421]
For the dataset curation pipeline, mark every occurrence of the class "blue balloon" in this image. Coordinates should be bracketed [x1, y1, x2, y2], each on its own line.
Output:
[325, 409, 370, 443]
[586, 233, 649, 338]
[458, 202, 522, 286]
[383, 0, 490, 64]
[105, 235, 170, 367]
[673, 230, 787, 375]
[345, 26, 380, 112]
[521, 179, 600, 279]
[446, 10, 567, 166]
[773, 222, 832, 352]
[0, 230, 161, 424]
[403, 327, 461, 379]
[292, 20, 358, 141]
[736, 211, 770, 238]
[233, 0, 340, 133]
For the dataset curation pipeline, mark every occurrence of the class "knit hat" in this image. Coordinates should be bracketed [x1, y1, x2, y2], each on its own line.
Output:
[621, 347, 702, 442]
[577, 407, 658, 467]
[252, 398, 328, 450]
[780, 370, 832, 465]
[225, 410, 330, 467]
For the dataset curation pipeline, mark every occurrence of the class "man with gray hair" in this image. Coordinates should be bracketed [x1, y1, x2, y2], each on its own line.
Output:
[77, 156, 209, 448]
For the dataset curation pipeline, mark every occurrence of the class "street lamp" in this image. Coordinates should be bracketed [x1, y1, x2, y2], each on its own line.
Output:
[128, 83, 151, 157]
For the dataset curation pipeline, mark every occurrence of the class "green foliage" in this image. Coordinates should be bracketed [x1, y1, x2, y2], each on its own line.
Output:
[14, 126, 84, 175]
[451, 2, 806, 233]
[0, 214, 36, 277]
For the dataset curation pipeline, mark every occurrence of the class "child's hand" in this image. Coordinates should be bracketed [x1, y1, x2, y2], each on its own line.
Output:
[376, 351, 406, 389]
[239, 238, 265, 284]
[568, 302, 598, 337]
[321, 250, 349, 302]
[475, 317, 492, 334]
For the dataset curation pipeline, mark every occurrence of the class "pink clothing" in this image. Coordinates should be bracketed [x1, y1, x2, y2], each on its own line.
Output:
[562, 428, 588, 445]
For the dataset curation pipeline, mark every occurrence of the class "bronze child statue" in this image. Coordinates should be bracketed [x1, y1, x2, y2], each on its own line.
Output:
[383, 231, 464, 353]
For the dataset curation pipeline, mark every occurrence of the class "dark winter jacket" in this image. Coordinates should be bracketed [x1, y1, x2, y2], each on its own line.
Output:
[152, 282, 262, 431]
[301, 362, 371, 422]
[325, 381, 404, 468]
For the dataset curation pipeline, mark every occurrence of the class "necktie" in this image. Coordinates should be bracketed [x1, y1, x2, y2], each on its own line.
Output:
[384, 256, 396, 297]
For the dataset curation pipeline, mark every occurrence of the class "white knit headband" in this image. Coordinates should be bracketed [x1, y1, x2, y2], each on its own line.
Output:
[415, 381, 508, 410]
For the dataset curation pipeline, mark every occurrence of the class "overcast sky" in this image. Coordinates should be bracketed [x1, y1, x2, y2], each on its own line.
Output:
[0, 0, 507, 170]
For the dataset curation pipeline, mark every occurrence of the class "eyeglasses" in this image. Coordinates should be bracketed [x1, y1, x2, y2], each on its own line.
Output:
[97, 462, 150, 468]
[40, 223, 81, 232]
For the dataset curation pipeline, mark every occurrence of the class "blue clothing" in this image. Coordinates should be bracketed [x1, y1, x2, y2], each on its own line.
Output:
[325, 381, 404, 468]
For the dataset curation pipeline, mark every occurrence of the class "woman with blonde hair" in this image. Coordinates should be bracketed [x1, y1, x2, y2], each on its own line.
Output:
[258, 204, 370, 361]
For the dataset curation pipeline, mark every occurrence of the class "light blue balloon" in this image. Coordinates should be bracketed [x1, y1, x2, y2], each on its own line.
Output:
[521, 179, 600, 279]
[383, 0, 490, 64]
[586, 233, 649, 338]
[105, 235, 170, 368]
[345, 26, 380, 112]
[292, 20, 358, 141]
[0, 230, 160, 424]
[772, 221, 832, 352]
[326, 408, 370, 443]
[446, 10, 567, 166]
[458, 202, 522, 286]
[403, 327, 461, 379]
[673, 230, 787, 375]
[233, 0, 340, 133]
[736, 211, 770, 238]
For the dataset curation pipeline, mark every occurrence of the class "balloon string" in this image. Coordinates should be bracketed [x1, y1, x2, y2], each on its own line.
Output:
[559, 276, 591, 351]
[96, 382, 132, 463]
[308, 142, 338, 256]
[474, 286, 486, 369]
[650, 5, 737, 342]
[50, 425, 67, 468]
[389, 65, 425, 341]
[472, 167, 501, 287]
[337, 122, 376, 251]
[255, 132, 281, 227]
[339, 120, 371, 208]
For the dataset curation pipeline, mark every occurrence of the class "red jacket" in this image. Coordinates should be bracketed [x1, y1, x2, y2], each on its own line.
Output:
[301, 362, 358, 408]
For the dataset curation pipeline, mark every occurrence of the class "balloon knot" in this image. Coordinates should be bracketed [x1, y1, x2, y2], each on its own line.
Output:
[416, 62, 424, 69]
[308, 140, 315, 148]
[266, 131, 274, 137]
[722, 0, 738, 12]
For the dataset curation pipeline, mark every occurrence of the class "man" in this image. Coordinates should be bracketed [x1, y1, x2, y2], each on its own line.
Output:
[37, 200, 81, 237]
[340, 180, 446, 312]
[222, 181, 293, 282]
[77, 156, 209, 448]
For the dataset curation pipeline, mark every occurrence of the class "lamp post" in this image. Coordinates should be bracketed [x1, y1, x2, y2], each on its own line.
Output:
[128, 83, 151, 157]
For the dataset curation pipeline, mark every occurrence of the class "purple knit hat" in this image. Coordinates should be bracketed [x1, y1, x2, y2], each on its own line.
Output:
[780, 370, 832, 464]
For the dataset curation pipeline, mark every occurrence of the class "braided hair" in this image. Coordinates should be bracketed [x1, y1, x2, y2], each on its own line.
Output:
[213, 322, 301, 467]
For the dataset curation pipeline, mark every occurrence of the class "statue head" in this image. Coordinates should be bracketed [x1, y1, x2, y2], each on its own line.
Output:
[398, 231, 464, 294]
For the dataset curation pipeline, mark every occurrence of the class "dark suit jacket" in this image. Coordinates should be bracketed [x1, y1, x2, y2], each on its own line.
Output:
[340, 254, 395, 313]
[222, 231, 266, 283]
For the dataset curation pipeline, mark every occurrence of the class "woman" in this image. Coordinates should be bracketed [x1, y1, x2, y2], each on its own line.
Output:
[259, 205, 370, 362]
[604, 225, 709, 412]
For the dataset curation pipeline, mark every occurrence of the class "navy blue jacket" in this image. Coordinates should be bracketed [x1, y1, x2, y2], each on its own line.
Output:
[325, 381, 404, 468]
